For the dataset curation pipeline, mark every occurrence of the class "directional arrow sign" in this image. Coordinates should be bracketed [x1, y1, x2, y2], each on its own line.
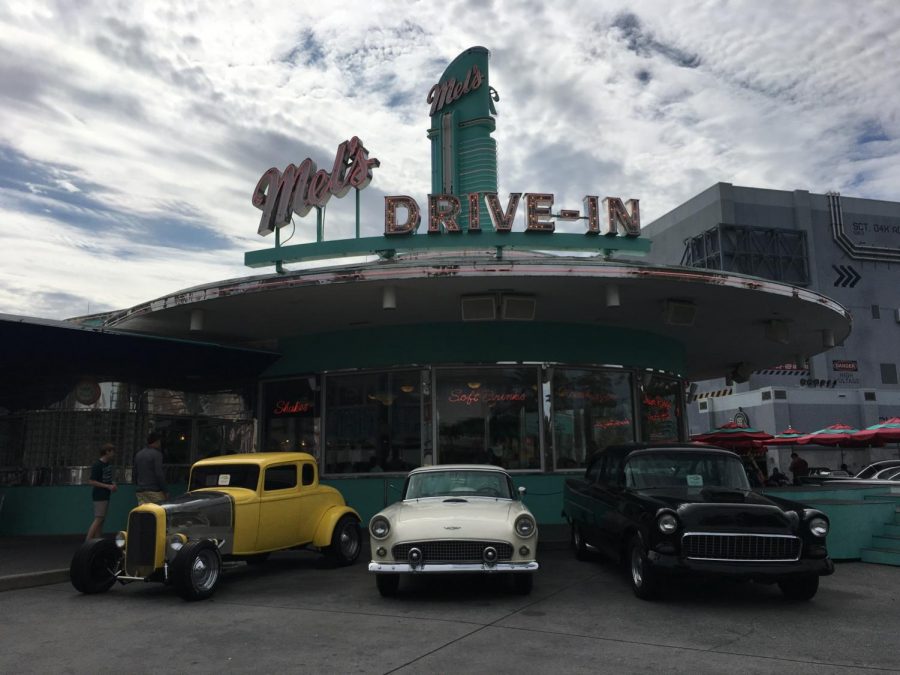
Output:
[832, 264, 861, 288]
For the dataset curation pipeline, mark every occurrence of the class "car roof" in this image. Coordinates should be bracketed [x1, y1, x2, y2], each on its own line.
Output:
[408, 464, 508, 475]
[590, 442, 739, 462]
[192, 452, 316, 468]
[863, 460, 900, 469]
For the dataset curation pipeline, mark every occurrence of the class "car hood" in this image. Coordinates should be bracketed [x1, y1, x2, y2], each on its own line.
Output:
[159, 491, 234, 544]
[635, 487, 799, 531]
[382, 498, 526, 540]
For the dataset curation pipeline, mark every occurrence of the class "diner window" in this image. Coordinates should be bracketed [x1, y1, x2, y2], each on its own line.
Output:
[153, 417, 192, 466]
[640, 375, 684, 443]
[435, 367, 541, 470]
[552, 369, 634, 470]
[261, 377, 320, 454]
[323, 370, 422, 474]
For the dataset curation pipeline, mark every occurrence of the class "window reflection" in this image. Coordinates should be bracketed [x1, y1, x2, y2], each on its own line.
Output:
[640, 375, 684, 443]
[435, 368, 541, 470]
[552, 369, 634, 470]
[324, 371, 421, 473]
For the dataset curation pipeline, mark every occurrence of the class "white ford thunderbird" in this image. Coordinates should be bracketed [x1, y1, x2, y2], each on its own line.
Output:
[368, 465, 539, 596]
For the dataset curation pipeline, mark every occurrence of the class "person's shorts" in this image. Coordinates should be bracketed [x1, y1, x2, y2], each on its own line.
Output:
[93, 500, 110, 517]
[136, 491, 166, 505]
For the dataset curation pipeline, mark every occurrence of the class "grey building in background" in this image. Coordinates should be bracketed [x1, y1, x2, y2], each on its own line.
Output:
[644, 183, 900, 472]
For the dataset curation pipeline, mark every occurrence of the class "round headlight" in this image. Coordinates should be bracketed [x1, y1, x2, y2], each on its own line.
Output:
[515, 515, 536, 538]
[115, 531, 127, 549]
[809, 517, 829, 537]
[657, 512, 678, 534]
[370, 516, 391, 540]
[167, 533, 187, 552]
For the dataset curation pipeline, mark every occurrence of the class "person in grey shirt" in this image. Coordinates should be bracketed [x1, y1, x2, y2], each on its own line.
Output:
[134, 432, 168, 504]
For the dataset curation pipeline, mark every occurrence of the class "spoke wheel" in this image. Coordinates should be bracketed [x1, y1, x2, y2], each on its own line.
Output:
[571, 524, 589, 561]
[628, 534, 658, 601]
[70, 538, 121, 594]
[326, 515, 361, 566]
[173, 540, 222, 601]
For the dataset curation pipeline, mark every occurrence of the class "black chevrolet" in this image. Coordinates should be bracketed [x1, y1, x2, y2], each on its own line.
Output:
[562, 443, 834, 600]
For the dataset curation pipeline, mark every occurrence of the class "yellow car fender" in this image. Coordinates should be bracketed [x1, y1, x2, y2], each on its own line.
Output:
[312, 505, 361, 548]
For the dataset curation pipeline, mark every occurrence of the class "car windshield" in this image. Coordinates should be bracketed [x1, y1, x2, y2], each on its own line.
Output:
[405, 470, 513, 499]
[624, 452, 750, 490]
[189, 464, 260, 491]
[857, 462, 900, 479]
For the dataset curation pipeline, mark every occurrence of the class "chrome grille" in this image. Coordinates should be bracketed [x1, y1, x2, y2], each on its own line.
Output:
[392, 540, 513, 563]
[126, 511, 157, 570]
[682, 533, 801, 561]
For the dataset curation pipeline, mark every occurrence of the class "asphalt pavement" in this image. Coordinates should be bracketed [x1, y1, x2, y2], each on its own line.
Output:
[1, 533, 899, 674]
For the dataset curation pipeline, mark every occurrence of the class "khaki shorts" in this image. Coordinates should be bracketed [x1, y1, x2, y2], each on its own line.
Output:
[136, 491, 166, 505]
[93, 500, 110, 518]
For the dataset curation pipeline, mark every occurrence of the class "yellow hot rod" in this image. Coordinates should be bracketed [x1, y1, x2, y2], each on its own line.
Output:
[71, 452, 361, 600]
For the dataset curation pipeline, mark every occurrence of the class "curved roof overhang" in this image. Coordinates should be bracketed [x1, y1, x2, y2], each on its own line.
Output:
[104, 254, 851, 382]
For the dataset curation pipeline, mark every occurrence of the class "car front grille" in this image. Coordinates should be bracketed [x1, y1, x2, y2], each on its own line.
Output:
[392, 540, 514, 563]
[126, 511, 157, 572]
[682, 533, 801, 561]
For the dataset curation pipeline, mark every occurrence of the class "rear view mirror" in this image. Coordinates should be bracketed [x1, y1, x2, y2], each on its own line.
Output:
[518, 485, 527, 497]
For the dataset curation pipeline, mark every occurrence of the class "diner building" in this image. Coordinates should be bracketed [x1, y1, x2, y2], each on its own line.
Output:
[0, 48, 852, 534]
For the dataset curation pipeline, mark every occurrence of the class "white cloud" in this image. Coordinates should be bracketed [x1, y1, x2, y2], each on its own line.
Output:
[0, 0, 898, 318]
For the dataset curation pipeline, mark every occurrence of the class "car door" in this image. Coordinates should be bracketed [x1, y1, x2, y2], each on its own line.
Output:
[591, 451, 627, 558]
[256, 462, 302, 551]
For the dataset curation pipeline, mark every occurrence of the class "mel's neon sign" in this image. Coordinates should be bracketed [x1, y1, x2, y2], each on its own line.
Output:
[252, 136, 640, 239]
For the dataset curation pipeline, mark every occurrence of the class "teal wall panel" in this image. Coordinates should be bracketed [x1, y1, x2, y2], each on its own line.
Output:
[264, 322, 686, 378]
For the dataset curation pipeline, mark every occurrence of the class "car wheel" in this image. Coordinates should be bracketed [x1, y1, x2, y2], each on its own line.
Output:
[628, 534, 659, 600]
[325, 515, 361, 566]
[512, 573, 534, 595]
[70, 538, 121, 594]
[571, 523, 589, 561]
[172, 540, 222, 601]
[778, 575, 819, 601]
[245, 553, 270, 566]
[376, 573, 400, 597]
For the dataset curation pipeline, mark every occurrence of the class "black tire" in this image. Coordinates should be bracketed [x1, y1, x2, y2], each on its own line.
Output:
[628, 534, 659, 600]
[571, 523, 589, 561]
[245, 553, 270, 566]
[376, 573, 400, 597]
[70, 538, 121, 594]
[778, 575, 819, 601]
[325, 515, 361, 566]
[512, 573, 534, 595]
[172, 540, 222, 601]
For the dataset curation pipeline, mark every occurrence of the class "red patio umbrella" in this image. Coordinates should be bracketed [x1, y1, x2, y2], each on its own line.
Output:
[852, 417, 900, 444]
[796, 423, 880, 447]
[767, 426, 805, 446]
[692, 421, 773, 453]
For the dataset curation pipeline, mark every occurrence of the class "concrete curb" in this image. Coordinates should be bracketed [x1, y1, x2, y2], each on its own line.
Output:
[0, 569, 69, 592]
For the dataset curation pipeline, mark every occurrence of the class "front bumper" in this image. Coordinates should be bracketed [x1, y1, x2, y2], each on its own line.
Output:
[647, 551, 834, 580]
[369, 561, 539, 574]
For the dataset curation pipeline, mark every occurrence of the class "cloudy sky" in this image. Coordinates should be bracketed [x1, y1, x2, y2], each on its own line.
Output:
[1, 1, 898, 319]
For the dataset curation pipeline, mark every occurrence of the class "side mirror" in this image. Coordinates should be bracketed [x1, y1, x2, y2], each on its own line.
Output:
[518, 485, 527, 497]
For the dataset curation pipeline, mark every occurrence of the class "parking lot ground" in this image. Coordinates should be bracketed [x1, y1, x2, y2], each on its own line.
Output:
[2, 546, 899, 674]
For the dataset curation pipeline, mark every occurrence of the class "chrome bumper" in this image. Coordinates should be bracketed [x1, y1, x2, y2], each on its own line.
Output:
[368, 561, 539, 573]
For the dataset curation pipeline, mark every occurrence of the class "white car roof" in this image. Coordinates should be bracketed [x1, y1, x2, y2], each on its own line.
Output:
[408, 464, 507, 475]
